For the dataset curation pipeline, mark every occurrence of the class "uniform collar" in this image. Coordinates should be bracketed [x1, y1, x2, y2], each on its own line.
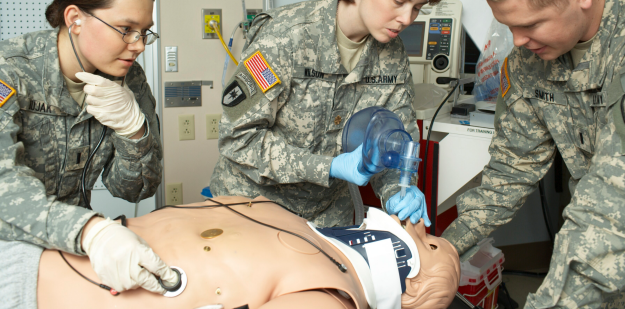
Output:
[344, 38, 377, 83]
[316, 0, 347, 74]
[41, 30, 90, 119]
[546, 0, 619, 91]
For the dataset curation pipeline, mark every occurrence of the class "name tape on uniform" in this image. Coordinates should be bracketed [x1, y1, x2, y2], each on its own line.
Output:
[243, 51, 280, 93]
[0, 79, 16, 108]
[360, 75, 399, 84]
[236, 72, 257, 97]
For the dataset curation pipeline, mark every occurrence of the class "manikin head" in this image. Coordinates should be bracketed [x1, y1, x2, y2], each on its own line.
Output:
[337, 0, 440, 43]
[487, 0, 605, 61]
[395, 216, 461, 309]
[46, 0, 155, 77]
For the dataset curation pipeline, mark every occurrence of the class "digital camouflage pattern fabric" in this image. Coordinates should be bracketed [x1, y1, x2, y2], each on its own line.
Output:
[210, 0, 419, 228]
[0, 30, 162, 255]
[441, 0, 625, 307]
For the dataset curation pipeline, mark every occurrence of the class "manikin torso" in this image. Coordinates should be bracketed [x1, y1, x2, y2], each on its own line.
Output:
[37, 196, 367, 309]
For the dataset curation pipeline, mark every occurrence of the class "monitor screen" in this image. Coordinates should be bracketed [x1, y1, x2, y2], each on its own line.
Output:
[399, 21, 426, 58]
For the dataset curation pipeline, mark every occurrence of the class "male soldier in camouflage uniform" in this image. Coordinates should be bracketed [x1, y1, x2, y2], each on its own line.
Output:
[441, 0, 625, 307]
[210, 0, 433, 228]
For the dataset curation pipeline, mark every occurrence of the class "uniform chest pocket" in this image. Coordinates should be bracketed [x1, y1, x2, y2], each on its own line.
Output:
[277, 76, 335, 148]
[566, 93, 596, 156]
[357, 74, 406, 103]
[572, 124, 594, 155]
[18, 111, 60, 195]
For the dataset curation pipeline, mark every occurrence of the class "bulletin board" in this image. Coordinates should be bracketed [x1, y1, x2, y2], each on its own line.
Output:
[0, 1, 54, 41]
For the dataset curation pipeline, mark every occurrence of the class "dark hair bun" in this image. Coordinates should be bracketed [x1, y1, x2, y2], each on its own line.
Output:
[45, 1, 64, 28]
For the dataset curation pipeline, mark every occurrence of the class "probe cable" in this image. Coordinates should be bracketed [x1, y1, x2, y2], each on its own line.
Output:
[422, 82, 459, 235]
[155, 199, 348, 273]
[61, 200, 348, 297]
[58, 251, 119, 296]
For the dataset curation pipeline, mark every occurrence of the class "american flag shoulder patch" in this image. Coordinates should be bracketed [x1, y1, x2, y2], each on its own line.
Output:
[0, 79, 16, 108]
[500, 57, 510, 98]
[243, 51, 281, 93]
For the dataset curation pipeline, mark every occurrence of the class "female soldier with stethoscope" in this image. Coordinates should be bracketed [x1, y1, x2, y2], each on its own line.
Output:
[0, 0, 178, 305]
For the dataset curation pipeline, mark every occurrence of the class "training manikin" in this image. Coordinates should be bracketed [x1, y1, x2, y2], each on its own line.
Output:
[37, 196, 460, 309]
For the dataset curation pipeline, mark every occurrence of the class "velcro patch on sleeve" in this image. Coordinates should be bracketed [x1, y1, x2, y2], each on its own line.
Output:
[236, 72, 257, 97]
[0, 79, 16, 108]
[500, 57, 510, 98]
[222, 80, 247, 107]
[243, 51, 281, 93]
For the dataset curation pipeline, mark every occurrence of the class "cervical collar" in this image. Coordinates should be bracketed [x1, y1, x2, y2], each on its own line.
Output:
[308, 207, 420, 309]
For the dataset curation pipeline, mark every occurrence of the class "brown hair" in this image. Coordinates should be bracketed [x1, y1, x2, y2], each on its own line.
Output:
[45, 0, 115, 28]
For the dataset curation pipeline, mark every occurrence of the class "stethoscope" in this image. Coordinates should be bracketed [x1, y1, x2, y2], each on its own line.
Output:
[63, 19, 186, 296]
[68, 19, 113, 211]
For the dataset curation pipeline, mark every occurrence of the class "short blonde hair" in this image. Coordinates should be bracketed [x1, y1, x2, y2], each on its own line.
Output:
[488, 0, 569, 9]
[340, 0, 442, 4]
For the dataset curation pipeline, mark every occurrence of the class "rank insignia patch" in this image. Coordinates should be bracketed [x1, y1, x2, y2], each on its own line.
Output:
[0, 79, 16, 108]
[222, 80, 247, 107]
[243, 51, 280, 93]
[500, 57, 510, 98]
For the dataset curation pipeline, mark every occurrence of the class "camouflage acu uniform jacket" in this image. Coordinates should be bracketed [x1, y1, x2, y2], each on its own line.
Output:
[441, 0, 625, 307]
[0, 30, 162, 255]
[210, 0, 418, 227]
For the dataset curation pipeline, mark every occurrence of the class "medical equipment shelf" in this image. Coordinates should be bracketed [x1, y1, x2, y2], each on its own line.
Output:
[420, 113, 493, 213]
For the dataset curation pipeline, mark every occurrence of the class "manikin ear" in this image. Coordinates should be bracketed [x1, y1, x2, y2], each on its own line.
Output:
[579, 0, 593, 10]
[64, 5, 84, 33]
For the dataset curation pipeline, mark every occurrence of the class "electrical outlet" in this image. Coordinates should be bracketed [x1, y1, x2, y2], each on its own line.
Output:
[202, 9, 222, 39]
[204, 15, 220, 33]
[178, 114, 195, 140]
[206, 114, 221, 140]
[166, 183, 183, 205]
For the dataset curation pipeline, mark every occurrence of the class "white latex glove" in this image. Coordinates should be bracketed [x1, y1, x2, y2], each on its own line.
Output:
[82, 218, 179, 294]
[76, 72, 146, 137]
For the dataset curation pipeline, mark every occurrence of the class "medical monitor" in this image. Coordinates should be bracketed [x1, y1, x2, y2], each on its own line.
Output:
[402, 0, 463, 88]
[399, 21, 426, 58]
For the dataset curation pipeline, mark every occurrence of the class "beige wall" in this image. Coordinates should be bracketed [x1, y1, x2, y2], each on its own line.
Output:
[160, 0, 263, 204]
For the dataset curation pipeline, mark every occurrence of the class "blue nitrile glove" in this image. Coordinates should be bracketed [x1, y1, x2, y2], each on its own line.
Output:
[330, 144, 372, 186]
[386, 185, 431, 226]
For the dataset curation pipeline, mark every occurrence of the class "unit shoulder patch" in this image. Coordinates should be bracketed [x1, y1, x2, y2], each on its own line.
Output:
[243, 51, 281, 93]
[0, 79, 16, 108]
[500, 57, 511, 98]
[222, 81, 247, 107]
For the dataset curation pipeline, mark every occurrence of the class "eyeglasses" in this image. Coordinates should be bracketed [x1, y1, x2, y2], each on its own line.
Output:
[88, 13, 159, 45]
